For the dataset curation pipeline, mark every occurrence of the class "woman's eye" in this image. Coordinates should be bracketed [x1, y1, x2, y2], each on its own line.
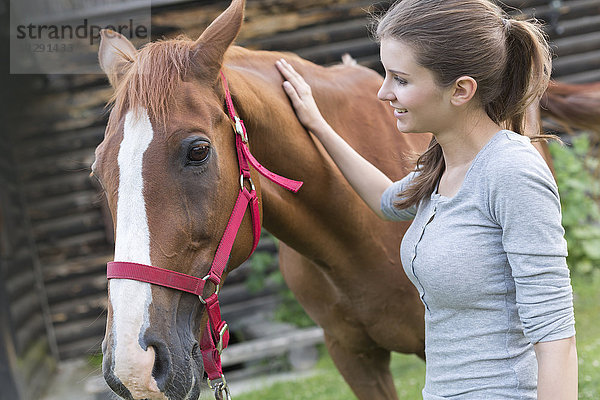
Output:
[393, 76, 407, 85]
[187, 144, 210, 163]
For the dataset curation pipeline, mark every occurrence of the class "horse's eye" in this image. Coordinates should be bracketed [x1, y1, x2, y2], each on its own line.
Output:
[187, 144, 210, 163]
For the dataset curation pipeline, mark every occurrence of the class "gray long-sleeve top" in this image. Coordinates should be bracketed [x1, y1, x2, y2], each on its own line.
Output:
[381, 130, 575, 399]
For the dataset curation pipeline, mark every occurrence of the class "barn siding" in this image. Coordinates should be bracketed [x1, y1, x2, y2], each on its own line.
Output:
[0, 75, 57, 399]
[3, 0, 598, 365]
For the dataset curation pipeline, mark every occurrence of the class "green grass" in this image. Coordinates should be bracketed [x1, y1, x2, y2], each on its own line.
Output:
[236, 348, 425, 400]
[573, 274, 600, 399]
[237, 274, 600, 400]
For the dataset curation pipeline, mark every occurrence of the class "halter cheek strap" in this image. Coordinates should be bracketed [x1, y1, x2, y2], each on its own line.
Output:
[107, 70, 303, 399]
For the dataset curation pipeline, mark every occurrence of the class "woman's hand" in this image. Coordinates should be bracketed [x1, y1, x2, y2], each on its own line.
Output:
[275, 58, 326, 132]
[276, 58, 395, 220]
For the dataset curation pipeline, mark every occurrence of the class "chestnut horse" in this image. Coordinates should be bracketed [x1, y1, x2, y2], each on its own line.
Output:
[94, 1, 600, 399]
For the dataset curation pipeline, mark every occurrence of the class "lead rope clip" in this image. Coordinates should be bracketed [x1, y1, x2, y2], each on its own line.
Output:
[209, 376, 231, 400]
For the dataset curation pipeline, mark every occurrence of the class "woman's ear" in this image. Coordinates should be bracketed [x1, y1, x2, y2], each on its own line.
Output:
[450, 76, 478, 106]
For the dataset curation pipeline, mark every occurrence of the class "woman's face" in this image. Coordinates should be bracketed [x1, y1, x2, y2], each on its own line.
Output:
[377, 38, 453, 135]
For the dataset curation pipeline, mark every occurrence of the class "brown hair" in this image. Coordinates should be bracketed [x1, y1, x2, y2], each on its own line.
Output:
[373, 0, 552, 209]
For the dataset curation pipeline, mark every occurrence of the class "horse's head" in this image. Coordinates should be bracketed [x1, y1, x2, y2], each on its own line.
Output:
[94, 1, 257, 398]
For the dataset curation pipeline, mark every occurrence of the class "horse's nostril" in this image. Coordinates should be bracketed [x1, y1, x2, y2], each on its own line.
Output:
[150, 344, 170, 388]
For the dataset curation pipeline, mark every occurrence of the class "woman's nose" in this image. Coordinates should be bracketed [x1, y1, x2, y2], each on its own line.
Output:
[377, 79, 394, 102]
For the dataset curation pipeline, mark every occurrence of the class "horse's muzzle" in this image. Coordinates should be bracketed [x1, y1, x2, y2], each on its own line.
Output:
[103, 333, 203, 400]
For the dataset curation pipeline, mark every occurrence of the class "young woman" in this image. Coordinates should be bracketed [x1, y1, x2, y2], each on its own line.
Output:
[275, 0, 577, 398]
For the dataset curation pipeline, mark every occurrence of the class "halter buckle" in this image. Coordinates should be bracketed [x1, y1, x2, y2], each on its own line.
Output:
[234, 116, 248, 143]
[216, 323, 229, 354]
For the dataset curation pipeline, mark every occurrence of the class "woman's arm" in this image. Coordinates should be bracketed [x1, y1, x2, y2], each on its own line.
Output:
[275, 58, 394, 219]
[534, 336, 578, 399]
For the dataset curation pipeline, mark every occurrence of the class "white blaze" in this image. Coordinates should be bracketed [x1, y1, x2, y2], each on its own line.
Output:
[110, 108, 163, 398]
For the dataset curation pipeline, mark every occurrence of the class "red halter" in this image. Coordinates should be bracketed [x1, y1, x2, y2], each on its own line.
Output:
[106, 71, 303, 398]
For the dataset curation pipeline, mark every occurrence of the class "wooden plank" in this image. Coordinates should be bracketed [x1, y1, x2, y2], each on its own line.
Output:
[50, 293, 107, 325]
[45, 273, 107, 304]
[27, 190, 101, 222]
[552, 31, 600, 57]
[241, 17, 369, 51]
[9, 105, 107, 140]
[53, 316, 106, 347]
[297, 37, 378, 65]
[43, 74, 110, 93]
[221, 294, 280, 323]
[16, 87, 111, 124]
[36, 230, 109, 263]
[559, 68, 600, 83]
[16, 125, 104, 160]
[31, 210, 105, 242]
[42, 254, 113, 283]
[56, 335, 103, 359]
[553, 49, 600, 76]
[219, 281, 278, 306]
[221, 326, 324, 366]
[18, 149, 95, 181]
[23, 173, 95, 201]
[554, 13, 600, 37]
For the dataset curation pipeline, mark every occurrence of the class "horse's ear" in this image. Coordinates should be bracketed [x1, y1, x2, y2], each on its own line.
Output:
[98, 29, 137, 88]
[192, 0, 245, 81]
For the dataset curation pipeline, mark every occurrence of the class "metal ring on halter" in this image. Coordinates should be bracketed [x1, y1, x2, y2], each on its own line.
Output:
[198, 275, 220, 304]
[240, 174, 256, 191]
[208, 375, 231, 400]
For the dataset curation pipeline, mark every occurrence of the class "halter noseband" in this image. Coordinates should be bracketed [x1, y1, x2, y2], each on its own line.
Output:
[106, 71, 303, 399]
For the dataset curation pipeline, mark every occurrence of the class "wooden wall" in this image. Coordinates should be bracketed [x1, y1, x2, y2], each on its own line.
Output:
[506, 0, 600, 83]
[0, 75, 57, 399]
[2, 0, 598, 366]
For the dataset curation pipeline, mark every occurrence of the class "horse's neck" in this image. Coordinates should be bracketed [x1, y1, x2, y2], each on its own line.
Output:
[224, 47, 427, 255]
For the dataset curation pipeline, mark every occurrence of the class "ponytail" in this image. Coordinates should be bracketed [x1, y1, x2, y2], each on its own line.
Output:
[487, 18, 551, 134]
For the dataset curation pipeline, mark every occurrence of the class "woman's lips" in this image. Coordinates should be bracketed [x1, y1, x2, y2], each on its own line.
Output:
[394, 108, 408, 118]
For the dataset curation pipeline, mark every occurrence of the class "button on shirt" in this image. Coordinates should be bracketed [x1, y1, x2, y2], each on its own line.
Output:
[381, 130, 575, 399]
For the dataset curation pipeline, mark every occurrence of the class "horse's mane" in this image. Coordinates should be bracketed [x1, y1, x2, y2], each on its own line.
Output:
[108, 36, 195, 128]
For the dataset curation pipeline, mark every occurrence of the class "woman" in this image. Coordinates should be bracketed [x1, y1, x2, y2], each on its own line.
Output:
[275, 0, 577, 398]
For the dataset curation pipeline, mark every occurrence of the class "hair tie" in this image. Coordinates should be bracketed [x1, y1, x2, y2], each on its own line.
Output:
[502, 18, 512, 31]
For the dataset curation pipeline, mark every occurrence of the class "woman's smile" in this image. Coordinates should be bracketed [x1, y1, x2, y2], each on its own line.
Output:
[394, 107, 408, 117]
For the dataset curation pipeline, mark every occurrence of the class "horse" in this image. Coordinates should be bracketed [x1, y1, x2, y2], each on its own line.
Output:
[93, 1, 600, 399]
[542, 80, 600, 135]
